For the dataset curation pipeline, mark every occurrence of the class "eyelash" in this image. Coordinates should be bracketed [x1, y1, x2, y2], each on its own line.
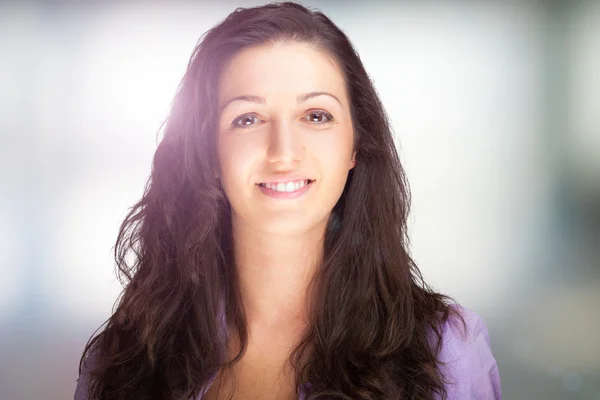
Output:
[231, 110, 335, 128]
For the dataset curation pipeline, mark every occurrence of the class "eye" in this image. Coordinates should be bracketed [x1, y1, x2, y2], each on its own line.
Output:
[303, 110, 334, 124]
[232, 114, 262, 128]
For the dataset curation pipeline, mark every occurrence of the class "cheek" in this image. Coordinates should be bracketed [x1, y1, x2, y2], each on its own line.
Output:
[312, 132, 354, 174]
[217, 140, 238, 194]
[218, 138, 259, 187]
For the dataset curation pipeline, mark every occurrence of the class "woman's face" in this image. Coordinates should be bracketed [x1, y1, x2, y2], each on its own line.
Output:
[217, 41, 356, 236]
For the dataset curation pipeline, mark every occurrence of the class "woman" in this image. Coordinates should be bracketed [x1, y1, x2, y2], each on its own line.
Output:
[75, 2, 501, 399]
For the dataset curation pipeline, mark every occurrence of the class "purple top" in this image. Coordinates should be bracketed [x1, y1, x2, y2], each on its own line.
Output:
[75, 305, 501, 399]
[430, 305, 501, 399]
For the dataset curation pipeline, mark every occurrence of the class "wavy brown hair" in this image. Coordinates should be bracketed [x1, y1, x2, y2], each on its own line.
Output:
[78, 2, 463, 399]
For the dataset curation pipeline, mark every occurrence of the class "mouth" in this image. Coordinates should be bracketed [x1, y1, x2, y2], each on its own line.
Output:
[256, 179, 315, 193]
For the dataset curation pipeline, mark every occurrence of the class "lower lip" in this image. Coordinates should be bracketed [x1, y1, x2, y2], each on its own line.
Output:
[256, 181, 314, 199]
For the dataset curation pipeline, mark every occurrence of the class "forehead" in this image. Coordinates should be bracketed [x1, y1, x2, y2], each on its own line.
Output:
[218, 42, 348, 104]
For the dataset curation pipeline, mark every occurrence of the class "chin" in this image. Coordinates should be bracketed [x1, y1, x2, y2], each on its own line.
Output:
[255, 213, 329, 237]
[261, 220, 317, 236]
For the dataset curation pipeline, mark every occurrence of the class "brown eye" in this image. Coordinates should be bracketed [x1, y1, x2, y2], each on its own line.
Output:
[304, 110, 334, 124]
[232, 114, 261, 128]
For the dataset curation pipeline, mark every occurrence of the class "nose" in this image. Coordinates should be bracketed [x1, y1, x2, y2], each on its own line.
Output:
[266, 120, 304, 167]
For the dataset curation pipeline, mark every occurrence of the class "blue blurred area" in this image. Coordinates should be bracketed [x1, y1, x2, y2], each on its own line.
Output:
[0, 1, 598, 399]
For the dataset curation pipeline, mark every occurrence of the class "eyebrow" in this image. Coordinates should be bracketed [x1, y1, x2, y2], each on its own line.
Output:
[220, 91, 342, 111]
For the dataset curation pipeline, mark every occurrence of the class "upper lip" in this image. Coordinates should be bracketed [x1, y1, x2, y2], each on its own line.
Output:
[257, 174, 315, 184]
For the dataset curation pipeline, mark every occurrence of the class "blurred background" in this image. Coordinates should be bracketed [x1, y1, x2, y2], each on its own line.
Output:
[0, 0, 598, 398]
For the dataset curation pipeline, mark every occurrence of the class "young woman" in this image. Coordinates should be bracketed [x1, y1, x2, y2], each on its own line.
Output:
[75, 2, 501, 399]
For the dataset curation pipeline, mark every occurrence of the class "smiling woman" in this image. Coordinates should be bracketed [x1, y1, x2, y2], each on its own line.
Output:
[217, 42, 356, 237]
[75, 2, 501, 400]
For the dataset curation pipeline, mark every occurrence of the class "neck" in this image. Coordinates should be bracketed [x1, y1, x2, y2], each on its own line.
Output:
[230, 216, 326, 332]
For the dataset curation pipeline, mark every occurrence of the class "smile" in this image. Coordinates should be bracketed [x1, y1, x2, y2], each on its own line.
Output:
[256, 179, 315, 199]
[257, 179, 314, 192]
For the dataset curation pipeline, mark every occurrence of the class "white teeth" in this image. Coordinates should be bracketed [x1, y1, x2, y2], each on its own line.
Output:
[260, 180, 311, 193]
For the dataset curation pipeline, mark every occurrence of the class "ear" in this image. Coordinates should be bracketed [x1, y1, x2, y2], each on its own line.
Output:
[349, 151, 357, 170]
[213, 162, 221, 179]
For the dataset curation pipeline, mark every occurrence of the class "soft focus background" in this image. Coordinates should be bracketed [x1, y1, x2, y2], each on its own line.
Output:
[1, 0, 599, 399]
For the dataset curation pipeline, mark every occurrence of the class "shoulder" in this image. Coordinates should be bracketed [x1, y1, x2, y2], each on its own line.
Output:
[435, 304, 502, 400]
[74, 344, 100, 400]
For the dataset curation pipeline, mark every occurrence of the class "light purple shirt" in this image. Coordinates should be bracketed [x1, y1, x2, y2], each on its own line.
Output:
[75, 305, 501, 399]
[430, 305, 501, 399]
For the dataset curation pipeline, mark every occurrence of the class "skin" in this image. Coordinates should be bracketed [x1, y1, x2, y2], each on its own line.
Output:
[217, 41, 356, 334]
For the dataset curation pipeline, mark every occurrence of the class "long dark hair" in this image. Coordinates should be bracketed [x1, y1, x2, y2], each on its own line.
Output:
[79, 2, 462, 399]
